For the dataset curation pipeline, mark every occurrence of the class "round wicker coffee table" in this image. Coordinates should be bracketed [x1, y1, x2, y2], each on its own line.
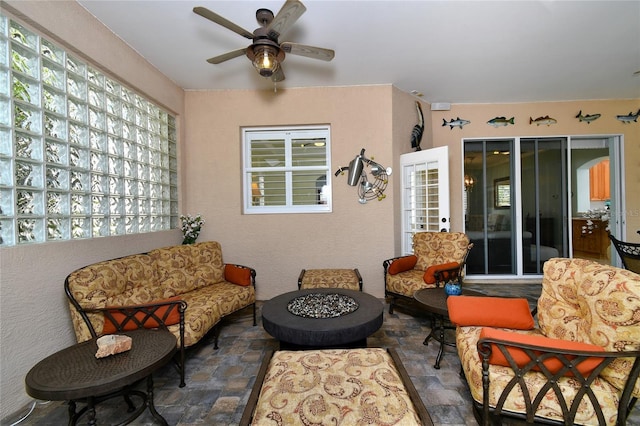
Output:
[262, 288, 383, 349]
[25, 328, 176, 425]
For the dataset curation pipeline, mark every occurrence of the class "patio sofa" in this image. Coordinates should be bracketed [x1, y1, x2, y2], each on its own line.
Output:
[65, 241, 256, 387]
[449, 257, 640, 425]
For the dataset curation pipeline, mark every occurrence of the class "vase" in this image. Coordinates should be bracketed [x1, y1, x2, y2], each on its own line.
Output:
[444, 282, 462, 296]
[182, 235, 198, 245]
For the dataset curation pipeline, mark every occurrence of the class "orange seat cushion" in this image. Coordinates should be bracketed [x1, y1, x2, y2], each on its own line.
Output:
[102, 296, 181, 334]
[387, 255, 418, 275]
[479, 328, 605, 377]
[447, 296, 535, 330]
[224, 264, 252, 286]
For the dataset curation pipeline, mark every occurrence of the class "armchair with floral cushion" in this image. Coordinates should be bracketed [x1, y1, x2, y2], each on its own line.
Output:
[448, 258, 640, 426]
[383, 231, 473, 314]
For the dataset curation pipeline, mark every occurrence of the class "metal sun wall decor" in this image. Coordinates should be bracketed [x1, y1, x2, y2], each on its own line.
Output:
[335, 148, 392, 204]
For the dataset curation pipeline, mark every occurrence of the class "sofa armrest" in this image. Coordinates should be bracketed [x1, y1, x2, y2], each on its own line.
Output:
[476, 335, 640, 425]
[87, 299, 187, 334]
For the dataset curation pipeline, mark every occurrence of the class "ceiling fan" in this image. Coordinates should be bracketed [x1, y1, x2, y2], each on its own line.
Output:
[193, 0, 335, 82]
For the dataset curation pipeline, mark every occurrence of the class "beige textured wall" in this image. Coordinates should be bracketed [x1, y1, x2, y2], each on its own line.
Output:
[183, 85, 411, 300]
[0, 1, 185, 419]
[432, 100, 640, 239]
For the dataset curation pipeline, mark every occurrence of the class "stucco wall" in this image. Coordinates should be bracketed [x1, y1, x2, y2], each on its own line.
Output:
[182, 85, 405, 301]
[0, 1, 185, 419]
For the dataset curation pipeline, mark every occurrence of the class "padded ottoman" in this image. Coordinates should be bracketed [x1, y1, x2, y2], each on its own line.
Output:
[298, 268, 363, 291]
[240, 348, 433, 425]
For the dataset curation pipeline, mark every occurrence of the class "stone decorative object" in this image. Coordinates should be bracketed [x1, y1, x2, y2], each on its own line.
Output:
[95, 334, 132, 358]
[287, 293, 359, 318]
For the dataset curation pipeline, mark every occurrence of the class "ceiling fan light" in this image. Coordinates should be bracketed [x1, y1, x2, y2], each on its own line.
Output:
[252, 45, 279, 77]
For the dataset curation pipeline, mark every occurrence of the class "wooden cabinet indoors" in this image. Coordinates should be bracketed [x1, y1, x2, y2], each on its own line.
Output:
[572, 218, 609, 259]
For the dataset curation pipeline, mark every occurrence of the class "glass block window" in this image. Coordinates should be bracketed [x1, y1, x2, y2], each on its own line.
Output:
[0, 13, 178, 246]
[243, 126, 331, 214]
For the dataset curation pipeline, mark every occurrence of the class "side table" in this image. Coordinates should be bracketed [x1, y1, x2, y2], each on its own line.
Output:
[414, 287, 484, 369]
[25, 328, 176, 425]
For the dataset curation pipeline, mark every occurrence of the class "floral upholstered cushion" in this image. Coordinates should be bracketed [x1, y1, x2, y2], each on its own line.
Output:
[251, 349, 423, 425]
[413, 232, 470, 272]
[456, 326, 622, 425]
[538, 258, 640, 397]
[66, 253, 160, 342]
[166, 282, 255, 347]
[386, 269, 436, 297]
[299, 269, 360, 290]
[150, 241, 225, 296]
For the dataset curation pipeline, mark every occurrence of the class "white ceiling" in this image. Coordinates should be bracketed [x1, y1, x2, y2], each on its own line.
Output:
[77, 0, 640, 104]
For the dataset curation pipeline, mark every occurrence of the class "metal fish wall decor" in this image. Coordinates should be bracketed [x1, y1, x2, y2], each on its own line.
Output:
[530, 115, 557, 126]
[487, 117, 514, 127]
[442, 117, 471, 129]
[576, 110, 601, 124]
[616, 109, 640, 123]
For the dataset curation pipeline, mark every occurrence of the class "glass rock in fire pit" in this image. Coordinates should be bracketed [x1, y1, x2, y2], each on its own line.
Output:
[287, 293, 359, 318]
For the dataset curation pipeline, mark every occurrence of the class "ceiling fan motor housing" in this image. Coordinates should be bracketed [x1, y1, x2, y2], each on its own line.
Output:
[246, 26, 285, 77]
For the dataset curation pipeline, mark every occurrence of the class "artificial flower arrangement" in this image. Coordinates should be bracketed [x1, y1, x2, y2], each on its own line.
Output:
[180, 214, 205, 244]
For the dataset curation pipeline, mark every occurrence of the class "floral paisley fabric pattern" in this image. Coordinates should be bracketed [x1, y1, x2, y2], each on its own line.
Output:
[386, 232, 470, 297]
[538, 257, 640, 398]
[251, 349, 423, 425]
[413, 232, 470, 272]
[386, 269, 434, 297]
[66, 241, 255, 348]
[299, 269, 361, 290]
[456, 326, 621, 425]
[455, 258, 640, 425]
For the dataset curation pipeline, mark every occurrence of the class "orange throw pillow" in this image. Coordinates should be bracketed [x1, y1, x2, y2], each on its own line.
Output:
[447, 296, 535, 330]
[225, 264, 252, 286]
[479, 328, 605, 377]
[102, 296, 181, 334]
[387, 255, 418, 275]
[423, 262, 460, 284]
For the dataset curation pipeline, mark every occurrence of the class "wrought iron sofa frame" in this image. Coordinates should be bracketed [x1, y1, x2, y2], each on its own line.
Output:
[474, 336, 640, 425]
[65, 251, 256, 388]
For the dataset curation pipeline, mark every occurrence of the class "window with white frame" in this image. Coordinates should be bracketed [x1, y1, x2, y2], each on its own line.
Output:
[243, 126, 331, 214]
[0, 13, 178, 246]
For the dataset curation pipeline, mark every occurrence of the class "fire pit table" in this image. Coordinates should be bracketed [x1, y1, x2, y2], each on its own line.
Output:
[261, 288, 383, 349]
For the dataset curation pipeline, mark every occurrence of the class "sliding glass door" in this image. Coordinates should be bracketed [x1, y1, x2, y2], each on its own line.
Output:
[521, 138, 568, 274]
[464, 135, 623, 278]
[464, 139, 515, 275]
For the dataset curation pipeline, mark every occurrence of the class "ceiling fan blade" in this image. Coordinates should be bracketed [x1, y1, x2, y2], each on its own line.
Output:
[271, 67, 285, 82]
[280, 42, 334, 61]
[193, 6, 254, 39]
[267, 0, 306, 39]
[206, 48, 247, 64]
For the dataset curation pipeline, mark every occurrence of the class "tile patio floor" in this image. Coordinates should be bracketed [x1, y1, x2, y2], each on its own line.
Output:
[6, 283, 639, 426]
